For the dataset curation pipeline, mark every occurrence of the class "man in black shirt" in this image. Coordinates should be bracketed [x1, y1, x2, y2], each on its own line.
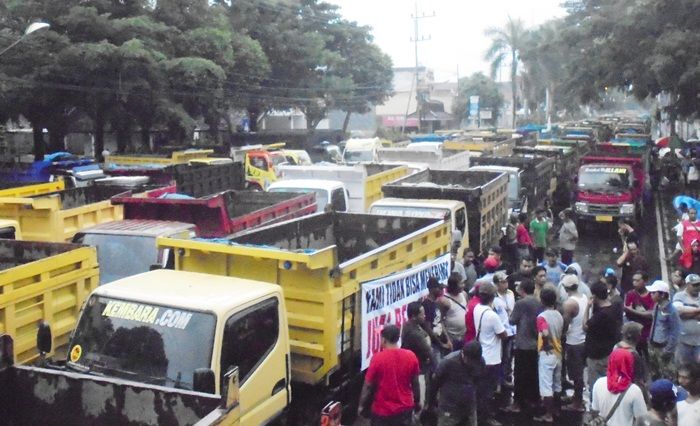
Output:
[402, 301, 433, 373]
[584, 280, 622, 400]
[507, 256, 535, 294]
[428, 341, 484, 426]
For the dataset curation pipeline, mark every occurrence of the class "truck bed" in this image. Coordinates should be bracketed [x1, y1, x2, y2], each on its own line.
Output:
[376, 148, 470, 170]
[0, 181, 64, 198]
[0, 240, 98, 363]
[158, 212, 451, 385]
[381, 169, 509, 254]
[0, 364, 221, 426]
[113, 187, 317, 237]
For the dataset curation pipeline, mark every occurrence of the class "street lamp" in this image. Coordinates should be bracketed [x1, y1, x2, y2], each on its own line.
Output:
[0, 22, 50, 58]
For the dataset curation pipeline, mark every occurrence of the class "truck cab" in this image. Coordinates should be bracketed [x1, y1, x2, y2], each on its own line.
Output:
[574, 154, 646, 224]
[342, 138, 383, 164]
[369, 198, 468, 256]
[268, 179, 348, 212]
[467, 165, 526, 214]
[73, 220, 195, 285]
[230, 145, 288, 190]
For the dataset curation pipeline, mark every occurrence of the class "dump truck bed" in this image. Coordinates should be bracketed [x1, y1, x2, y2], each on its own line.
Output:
[0, 240, 98, 363]
[112, 186, 317, 237]
[0, 181, 65, 198]
[470, 155, 557, 208]
[0, 186, 127, 242]
[157, 212, 450, 385]
[381, 169, 509, 254]
[104, 149, 214, 168]
[277, 163, 408, 212]
[376, 148, 470, 170]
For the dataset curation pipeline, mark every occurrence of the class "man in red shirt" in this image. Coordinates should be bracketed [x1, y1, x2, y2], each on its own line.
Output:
[359, 324, 421, 425]
[624, 271, 655, 358]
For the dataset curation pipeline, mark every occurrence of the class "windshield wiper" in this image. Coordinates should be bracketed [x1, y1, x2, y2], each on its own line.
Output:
[92, 363, 190, 390]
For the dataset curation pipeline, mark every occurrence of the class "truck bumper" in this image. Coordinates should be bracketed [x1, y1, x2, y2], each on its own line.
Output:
[575, 211, 634, 223]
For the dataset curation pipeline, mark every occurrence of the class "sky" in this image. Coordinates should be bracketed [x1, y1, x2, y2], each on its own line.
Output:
[328, 0, 567, 82]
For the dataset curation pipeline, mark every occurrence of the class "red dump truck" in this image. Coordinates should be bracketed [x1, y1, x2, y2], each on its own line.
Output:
[73, 186, 317, 284]
[574, 151, 648, 225]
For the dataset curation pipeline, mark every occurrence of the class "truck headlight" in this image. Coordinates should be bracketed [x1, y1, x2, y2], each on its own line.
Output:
[620, 203, 635, 215]
[575, 202, 588, 213]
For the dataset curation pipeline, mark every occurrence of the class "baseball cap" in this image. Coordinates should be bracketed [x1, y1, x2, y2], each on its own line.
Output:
[427, 277, 446, 289]
[604, 267, 616, 277]
[646, 280, 670, 294]
[685, 273, 700, 284]
[649, 379, 680, 404]
[561, 274, 579, 288]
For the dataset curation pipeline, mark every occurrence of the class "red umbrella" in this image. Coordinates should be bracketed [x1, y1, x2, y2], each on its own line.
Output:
[655, 136, 670, 147]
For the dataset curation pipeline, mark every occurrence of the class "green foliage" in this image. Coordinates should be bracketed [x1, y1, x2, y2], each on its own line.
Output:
[453, 73, 504, 123]
[0, 0, 393, 155]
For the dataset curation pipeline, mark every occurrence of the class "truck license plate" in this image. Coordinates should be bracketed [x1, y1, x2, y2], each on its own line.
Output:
[595, 215, 613, 222]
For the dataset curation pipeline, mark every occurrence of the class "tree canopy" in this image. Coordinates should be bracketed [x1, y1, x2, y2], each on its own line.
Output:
[0, 0, 393, 159]
[453, 72, 504, 126]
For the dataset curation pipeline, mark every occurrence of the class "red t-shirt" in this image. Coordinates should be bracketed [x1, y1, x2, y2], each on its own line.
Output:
[624, 290, 654, 342]
[463, 295, 481, 343]
[516, 223, 533, 246]
[365, 347, 420, 417]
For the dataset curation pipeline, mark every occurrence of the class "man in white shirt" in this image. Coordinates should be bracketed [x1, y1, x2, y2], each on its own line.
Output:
[474, 283, 507, 426]
[493, 271, 516, 388]
[677, 362, 700, 426]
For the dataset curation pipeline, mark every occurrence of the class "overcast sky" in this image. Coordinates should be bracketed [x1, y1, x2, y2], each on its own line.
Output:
[328, 0, 566, 82]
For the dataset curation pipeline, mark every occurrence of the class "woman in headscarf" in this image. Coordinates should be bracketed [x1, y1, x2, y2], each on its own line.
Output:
[590, 348, 648, 426]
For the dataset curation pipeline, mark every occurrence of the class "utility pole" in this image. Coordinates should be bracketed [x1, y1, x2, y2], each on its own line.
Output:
[404, 1, 434, 134]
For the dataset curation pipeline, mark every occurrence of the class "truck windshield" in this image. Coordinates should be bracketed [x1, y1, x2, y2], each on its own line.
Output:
[69, 295, 216, 391]
[578, 167, 631, 192]
[344, 150, 373, 162]
[76, 234, 158, 285]
[270, 187, 328, 210]
[370, 205, 449, 220]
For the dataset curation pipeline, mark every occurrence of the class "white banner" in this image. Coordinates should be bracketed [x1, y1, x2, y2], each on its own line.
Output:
[361, 253, 451, 370]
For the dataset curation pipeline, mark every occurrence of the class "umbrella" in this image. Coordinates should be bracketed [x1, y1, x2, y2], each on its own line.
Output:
[656, 136, 671, 148]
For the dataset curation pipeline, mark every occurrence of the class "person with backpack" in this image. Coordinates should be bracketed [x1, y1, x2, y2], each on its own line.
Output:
[590, 348, 648, 426]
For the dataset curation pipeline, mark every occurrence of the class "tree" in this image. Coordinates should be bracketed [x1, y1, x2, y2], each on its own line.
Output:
[484, 16, 527, 128]
[452, 73, 504, 127]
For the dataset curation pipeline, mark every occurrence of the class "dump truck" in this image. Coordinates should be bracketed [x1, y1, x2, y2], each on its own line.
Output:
[442, 136, 516, 157]
[381, 169, 509, 254]
[0, 181, 64, 198]
[76, 186, 316, 285]
[0, 213, 451, 425]
[0, 186, 127, 242]
[104, 149, 214, 169]
[0, 152, 96, 183]
[574, 151, 648, 225]
[376, 146, 470, 170]
[230, 144, 290, 191]
[157, 212, 450, 423]
[0, 240, 98, 364]
[276, 163, 408, 213]
[470, 154, 557, 210]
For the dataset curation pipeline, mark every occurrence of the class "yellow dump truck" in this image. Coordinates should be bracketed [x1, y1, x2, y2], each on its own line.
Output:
[157, 212, 451, 422]
[0, 213, 450, 425]
[0, 240, 98, 364]
[104, 149, 214, 168]
[0, 186, 126, 242]
[0, 181, 64, 198]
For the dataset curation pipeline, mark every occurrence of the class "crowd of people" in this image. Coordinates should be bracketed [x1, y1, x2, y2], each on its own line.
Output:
[359, 206, 700, 426]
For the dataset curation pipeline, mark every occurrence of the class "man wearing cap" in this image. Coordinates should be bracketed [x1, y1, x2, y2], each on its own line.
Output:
[561, 274, 587, 412]
[634, 379, 681, 426]
[647, 280, 681, 381]
[672, 273, 700, 366]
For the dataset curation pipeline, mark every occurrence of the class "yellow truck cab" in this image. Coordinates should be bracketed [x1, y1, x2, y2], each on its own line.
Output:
[369, 198, 469, 256]
[66, 269, 289, 425]
[230, 144, 288, 190]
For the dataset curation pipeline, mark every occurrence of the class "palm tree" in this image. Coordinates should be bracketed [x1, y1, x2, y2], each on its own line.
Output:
[484, 17, 527, 128]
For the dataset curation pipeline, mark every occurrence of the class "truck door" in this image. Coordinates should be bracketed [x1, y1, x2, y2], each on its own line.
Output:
[219, 297, 289, 425]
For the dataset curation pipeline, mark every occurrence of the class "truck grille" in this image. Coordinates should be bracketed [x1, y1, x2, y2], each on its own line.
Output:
[587, 203, 620, 215]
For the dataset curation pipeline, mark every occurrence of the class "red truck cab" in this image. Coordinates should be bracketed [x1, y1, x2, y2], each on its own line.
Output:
[574, 153, 646, 224]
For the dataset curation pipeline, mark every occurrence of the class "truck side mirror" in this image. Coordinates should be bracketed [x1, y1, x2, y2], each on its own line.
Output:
[193, 368, 216, 394]
[37, 321, 52, 355]
[223, 367, 240, 409]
